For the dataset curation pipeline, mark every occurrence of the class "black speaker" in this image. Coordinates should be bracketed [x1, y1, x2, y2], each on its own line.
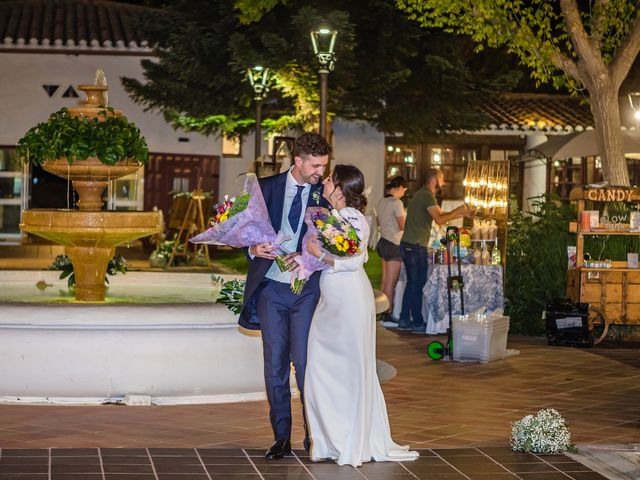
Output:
[545, 299, 593, 347]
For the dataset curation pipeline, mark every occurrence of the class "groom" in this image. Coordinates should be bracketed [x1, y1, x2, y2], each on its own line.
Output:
[240, 132, 330, 459]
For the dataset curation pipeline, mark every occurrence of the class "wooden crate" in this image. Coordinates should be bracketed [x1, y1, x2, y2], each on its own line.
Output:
[579, 270, 640, 324]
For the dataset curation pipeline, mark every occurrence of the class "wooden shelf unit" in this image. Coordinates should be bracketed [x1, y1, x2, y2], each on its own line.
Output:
[567, 187, 640, 333]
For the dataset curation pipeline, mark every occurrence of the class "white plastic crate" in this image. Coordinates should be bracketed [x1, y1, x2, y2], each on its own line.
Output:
[452, 313, 510, 363]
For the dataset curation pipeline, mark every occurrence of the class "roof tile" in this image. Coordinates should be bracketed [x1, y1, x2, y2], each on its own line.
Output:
[480, 94, 599, 131]
[0, 0, 156, 52]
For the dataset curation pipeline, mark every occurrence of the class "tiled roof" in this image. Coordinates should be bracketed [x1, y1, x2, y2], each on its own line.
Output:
[0, 0, 156, 52]
[480, 93, 598, 132]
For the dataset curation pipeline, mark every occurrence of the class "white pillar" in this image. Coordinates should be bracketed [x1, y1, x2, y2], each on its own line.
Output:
[523, 133, 550, 209]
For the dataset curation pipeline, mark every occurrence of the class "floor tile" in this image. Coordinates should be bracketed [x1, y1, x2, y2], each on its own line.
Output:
[0, 335, 631, 480]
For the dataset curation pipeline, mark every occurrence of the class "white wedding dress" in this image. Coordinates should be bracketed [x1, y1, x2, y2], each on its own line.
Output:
[304, 207, 419, 467]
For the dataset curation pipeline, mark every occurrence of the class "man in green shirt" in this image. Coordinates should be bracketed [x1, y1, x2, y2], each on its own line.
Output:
[398, 168, 475, 333]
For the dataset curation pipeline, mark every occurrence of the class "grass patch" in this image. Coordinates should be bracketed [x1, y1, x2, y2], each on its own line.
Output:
[213, 248, 248, 274]
[364, 248, 382, 289]
[212, 247, 383, 288]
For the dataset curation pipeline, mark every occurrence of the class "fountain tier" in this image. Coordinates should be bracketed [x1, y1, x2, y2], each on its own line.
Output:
[21, 210, 162, 302]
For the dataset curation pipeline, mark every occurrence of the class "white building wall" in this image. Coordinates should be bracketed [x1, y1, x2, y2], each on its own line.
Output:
[0, 51, 274, 200]
[0, 52, 214, 155]
[331, 118, 385, 215]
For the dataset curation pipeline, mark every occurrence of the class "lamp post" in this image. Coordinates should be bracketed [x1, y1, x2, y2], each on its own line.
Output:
[310, 26, 337, 139]
[247, 65, 270, 160]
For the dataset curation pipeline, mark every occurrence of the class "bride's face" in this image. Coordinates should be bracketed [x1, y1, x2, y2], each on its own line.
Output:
[322, 173, 343, 206]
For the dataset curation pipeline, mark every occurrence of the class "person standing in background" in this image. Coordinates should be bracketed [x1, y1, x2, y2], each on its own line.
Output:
[398, 168, 475, 334]
[375, 176, 407, 327]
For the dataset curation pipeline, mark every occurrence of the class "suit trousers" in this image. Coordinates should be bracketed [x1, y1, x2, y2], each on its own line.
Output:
[256, 279, 320, 441]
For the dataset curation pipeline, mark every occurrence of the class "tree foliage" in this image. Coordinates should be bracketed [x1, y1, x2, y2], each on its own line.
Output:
[396, 0, 640, 93]
[123, 0, 521, 138]
[396, 0, 640, 185]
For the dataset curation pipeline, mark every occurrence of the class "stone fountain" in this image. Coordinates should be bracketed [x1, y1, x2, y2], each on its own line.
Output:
[20, 76, 161, 301]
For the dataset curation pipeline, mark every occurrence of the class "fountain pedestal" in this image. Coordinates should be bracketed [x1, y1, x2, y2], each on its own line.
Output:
[67, 246, 113, 301]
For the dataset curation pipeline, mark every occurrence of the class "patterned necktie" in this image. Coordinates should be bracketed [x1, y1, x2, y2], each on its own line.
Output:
[288, 185, 305, 233]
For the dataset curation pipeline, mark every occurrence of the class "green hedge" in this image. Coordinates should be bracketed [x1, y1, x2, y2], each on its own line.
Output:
[505, 196, 575, 334]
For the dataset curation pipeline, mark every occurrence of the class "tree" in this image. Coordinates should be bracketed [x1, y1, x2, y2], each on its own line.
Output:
[122, 0, 520, 141]
[396, 0, 640, 186]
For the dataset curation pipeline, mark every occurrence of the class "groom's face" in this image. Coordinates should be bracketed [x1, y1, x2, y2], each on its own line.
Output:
[297, 154, 329, 185]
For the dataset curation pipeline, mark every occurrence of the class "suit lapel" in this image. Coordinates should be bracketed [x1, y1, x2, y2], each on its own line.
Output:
[270, 172, 288, 232]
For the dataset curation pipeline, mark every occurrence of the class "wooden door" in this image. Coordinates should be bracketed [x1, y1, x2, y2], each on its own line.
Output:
[144, 153, 220, 221]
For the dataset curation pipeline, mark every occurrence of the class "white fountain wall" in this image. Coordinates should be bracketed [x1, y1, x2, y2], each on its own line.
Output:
[0, 271, 271, 405]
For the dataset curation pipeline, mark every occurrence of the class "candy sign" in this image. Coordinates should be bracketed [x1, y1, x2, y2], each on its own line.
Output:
[585, 188, 633, 202]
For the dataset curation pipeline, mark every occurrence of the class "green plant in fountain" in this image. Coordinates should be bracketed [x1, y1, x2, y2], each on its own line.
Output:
[214, 276, 246, 315]
[149, 237, 190, 268]
[49, 254, 128, 288]
[16, 107, 148, 166]
[506, 196, 575, 334]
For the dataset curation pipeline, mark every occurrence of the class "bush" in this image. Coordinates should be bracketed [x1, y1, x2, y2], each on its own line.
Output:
[505, 196, 575, 334]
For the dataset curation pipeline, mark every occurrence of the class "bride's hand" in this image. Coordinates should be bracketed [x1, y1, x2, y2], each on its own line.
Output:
[307, 237, 322, 258]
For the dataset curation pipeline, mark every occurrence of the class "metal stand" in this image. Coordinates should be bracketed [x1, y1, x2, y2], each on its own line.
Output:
[427, 226, 465, 361]
[168, 180, 211, 268]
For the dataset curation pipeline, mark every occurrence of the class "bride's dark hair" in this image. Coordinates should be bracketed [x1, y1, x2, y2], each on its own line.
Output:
[332, 164, 367, 213]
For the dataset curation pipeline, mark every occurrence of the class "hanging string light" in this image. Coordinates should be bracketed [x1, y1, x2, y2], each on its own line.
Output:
[463, 160, 509, 214]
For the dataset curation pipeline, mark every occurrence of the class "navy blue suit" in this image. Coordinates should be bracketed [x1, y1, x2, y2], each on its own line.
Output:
[239, 171, 326, 441]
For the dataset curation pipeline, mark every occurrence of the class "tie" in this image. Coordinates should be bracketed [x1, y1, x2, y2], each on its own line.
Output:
[288, 185, 305, 233]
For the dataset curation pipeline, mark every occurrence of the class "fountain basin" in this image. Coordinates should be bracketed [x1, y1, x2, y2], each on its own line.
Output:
[21, 210, 162, 301]
[21, 210, 161, 247]
[0, 271, 266, 405]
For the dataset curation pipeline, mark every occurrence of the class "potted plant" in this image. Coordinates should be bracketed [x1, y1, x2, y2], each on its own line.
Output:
[16, 84, 149, 211]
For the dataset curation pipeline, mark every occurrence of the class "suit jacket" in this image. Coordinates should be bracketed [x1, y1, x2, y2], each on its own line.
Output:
[238, 172, 327, 330]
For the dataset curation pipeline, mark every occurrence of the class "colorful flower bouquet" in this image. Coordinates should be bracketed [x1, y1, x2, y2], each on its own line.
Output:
[190, 173, 288, 250]
[291, 207, 362, 293]
[210, 193, 250, 225]
[510, 409, 573, 454]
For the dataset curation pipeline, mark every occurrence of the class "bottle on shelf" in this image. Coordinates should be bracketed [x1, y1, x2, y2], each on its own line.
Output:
[491, 244, 501, 265]
[481, 243, 490, 265]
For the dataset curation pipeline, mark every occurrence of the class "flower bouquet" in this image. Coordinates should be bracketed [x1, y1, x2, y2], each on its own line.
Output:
[291, 207, 362, 294]
[190, 174, 289, 259]
[510, 409, 573, 454]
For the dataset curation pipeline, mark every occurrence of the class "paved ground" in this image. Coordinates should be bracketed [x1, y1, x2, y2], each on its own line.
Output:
[0, 447, 609, 480]
[0, 329, 638, 479]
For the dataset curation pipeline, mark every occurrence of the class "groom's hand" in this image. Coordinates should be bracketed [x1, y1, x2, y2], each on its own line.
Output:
[250, 243, 278, 259]
[283, 252, 300, 263]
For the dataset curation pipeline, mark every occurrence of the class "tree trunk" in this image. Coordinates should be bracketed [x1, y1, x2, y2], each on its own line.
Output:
[588, 81, 631, 186]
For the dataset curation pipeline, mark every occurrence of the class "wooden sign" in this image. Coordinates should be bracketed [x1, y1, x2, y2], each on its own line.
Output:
[585, 188, 635, 202]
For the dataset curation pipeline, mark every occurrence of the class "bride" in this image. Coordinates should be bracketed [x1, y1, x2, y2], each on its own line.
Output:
[304, 164, 419, 467]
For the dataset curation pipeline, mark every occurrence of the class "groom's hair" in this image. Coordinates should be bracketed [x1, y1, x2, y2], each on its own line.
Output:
[294, 132, 332, 158]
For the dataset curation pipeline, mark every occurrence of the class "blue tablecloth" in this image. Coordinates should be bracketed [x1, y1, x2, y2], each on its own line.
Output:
[392, 264, 504, 334]
[425, 264, 504, 333]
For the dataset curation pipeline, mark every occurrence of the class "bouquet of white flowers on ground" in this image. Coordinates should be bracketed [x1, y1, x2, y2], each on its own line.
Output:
[510, 409, 573, 454]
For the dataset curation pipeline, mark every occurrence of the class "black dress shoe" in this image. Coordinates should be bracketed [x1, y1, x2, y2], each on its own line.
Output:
[303, 436, 311, 452]
[265, 439, 291, 459]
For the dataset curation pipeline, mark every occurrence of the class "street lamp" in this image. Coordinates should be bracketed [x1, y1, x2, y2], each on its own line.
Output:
[247, 65, 270, 160]
[310, 25, 337, 139]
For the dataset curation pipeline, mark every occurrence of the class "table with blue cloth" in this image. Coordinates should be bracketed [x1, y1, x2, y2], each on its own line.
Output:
[424, 264, 504, 334]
